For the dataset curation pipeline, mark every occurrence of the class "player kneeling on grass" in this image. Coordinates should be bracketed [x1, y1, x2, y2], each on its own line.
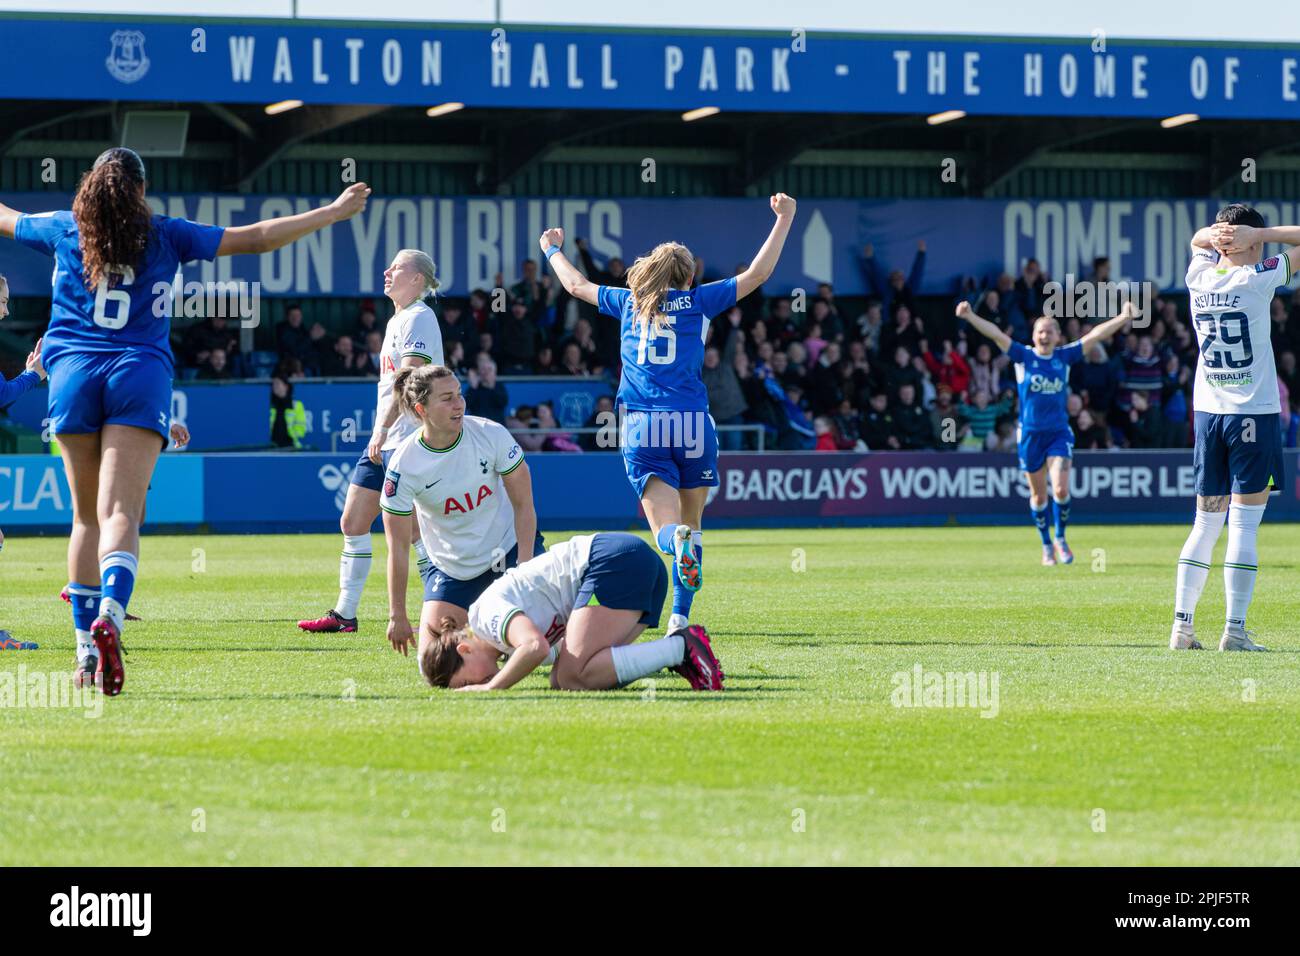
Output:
[380, 364, 543, 654]
[417, 532, 724, 692]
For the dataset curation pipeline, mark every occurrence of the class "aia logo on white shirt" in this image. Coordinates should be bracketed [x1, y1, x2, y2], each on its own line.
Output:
[444, 484, 493, 514]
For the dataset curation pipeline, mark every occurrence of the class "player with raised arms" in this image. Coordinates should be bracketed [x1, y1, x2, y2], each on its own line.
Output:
[956, 298, 1135, 565]
[0, 147, 370, 695]
[1169, 205, 1298, 652]
[298, 249, 444, 635]
[537, 194, 797, 634]
[421, 532, 723, 692]
[379, 364, 543, 659]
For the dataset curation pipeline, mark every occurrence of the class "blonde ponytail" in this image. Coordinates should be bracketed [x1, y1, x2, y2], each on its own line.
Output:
[396, 249, 439, 300]
[624, 242, 695, 335]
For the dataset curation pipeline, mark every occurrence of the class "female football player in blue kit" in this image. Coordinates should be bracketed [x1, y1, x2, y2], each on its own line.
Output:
[539, 193, 797, 631]
[957, 298, 1135, 565]
[0, 147, 370, 695]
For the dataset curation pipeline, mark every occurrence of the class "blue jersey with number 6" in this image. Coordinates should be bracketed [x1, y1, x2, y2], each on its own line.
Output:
[13, 210, 225, 368]
[599, 278, 737, 412]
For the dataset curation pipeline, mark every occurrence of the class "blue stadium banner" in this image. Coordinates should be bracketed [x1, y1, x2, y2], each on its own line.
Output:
[3, 450, 1298, 532]
[7, 192, 1300, 300]
[0, 455, 203, 527]
[1, 16, 1300, 119]
[199, 451, 644, 532]
[2, 379, 614, 452]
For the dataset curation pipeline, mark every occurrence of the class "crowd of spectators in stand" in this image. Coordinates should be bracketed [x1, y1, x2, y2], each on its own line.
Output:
[171, 240, 1300, 454]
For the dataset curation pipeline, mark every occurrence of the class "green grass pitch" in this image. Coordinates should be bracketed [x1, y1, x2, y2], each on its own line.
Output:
[2, 525, 1298, 866]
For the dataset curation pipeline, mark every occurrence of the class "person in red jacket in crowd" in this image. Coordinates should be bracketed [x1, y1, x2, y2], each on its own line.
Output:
[921, 338, 972, 397]
[814, 415, 858, 451]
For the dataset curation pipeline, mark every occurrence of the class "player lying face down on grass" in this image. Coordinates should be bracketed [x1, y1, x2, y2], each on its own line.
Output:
[0, 148, 370, 696]
[418, 532, 723, 692]
[380, 364, 543, 659]
[956, 298, 1137, 567]
[534, 194, 797, 641]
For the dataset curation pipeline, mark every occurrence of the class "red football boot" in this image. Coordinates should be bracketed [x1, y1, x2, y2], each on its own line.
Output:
[297, 609, 358, 633]
[90, 616, 125, 697]
[671, 624, 724, 691]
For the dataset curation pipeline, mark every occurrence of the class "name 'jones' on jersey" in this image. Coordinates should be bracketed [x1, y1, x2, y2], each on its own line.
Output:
[599, 278, 738, 412]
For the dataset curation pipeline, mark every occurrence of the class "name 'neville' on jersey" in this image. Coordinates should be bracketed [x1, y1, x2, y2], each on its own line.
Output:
[377, 299, 444, 451]
[1007, 340, 1083, 433]
[599, 278, 737, 411]
[379, 416, 524, 580]
[1185, 247, 1289, 415]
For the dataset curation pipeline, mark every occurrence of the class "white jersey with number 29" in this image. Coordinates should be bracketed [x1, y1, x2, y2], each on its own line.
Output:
[1185, 246, 1289, 415]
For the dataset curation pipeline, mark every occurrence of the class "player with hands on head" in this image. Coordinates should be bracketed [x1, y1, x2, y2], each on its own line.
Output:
[1169, 205, 1300, 652]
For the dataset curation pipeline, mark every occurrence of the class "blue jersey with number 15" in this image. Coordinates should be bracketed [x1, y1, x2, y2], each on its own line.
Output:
[599, 277, 737, 412]
[14, 210, 225, 369]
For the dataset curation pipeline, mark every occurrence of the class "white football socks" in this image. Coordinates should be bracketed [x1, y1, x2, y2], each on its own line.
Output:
[1224, 503, 1265, 628]
[336, 533, 373, 619]
[610, 634, 685, 686]
[1174, 509, 1226, 625]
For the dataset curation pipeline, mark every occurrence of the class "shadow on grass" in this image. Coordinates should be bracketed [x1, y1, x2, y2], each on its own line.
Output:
[164, 646, 375, 653]
[141, 692, 418, 702]
[133, 619, 312, 626]
[774, 639, 1159, 649]
[771, 638, 1300, 652]
[712, 631, 816, 639]
[713, 673, 803, 681]
[444, 690, 779, 701]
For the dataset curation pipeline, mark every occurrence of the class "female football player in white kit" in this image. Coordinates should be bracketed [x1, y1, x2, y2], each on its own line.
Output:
[421, 532, 724, 692]
[1170, 206, 1300, 652]
[298, 249, 444, 634]
[379, 364, 543, 657]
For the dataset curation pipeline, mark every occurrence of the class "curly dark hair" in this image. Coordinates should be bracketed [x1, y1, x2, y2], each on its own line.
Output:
[71, 148, 152, 292]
